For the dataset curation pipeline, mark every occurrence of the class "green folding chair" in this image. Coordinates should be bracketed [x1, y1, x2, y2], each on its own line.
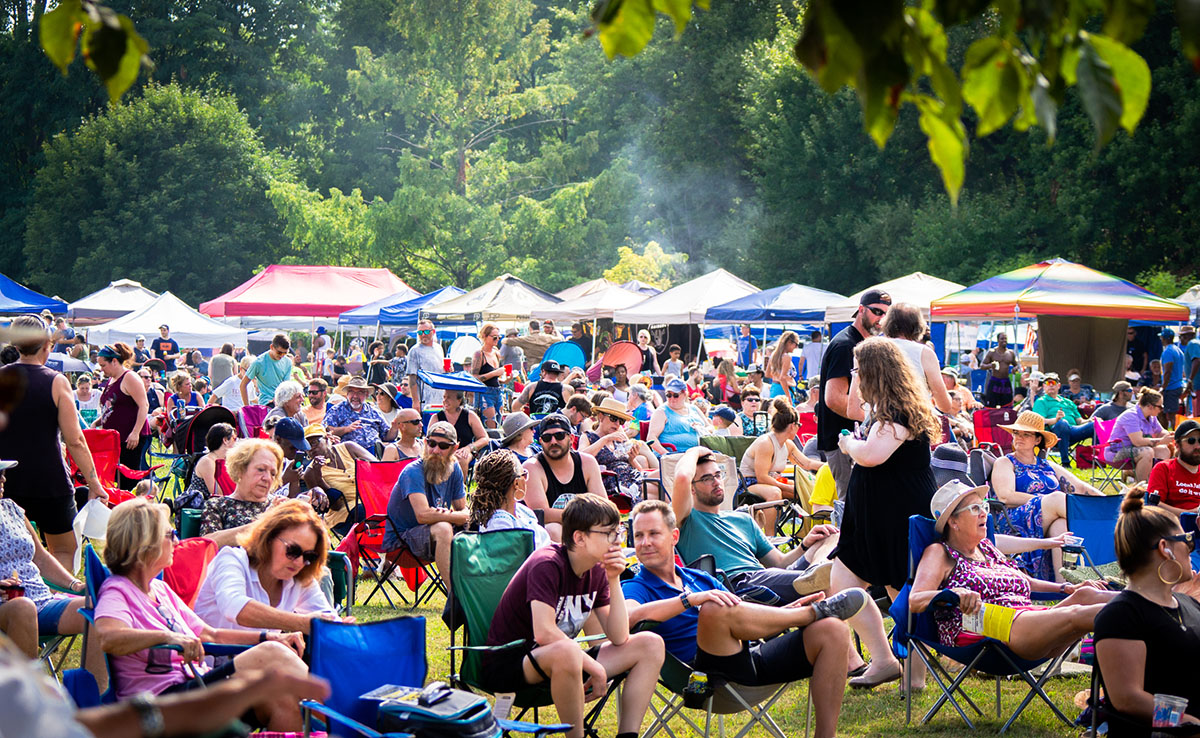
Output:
[327, 550, 351, 617]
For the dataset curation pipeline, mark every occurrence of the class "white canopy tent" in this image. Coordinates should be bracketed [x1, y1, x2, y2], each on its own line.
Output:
[554, 277, 622, 302]
[612, 268, 759, 324]
[824, 272, 966, 323]
[422, 273, 561, 323]
[88, 292, 248, 348]
[68, 279, 159, 325]
[532, 282, 646, 322]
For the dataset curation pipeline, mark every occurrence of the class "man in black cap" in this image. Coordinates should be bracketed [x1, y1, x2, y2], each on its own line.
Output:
[816, 288, 890, 521]
[513, 359, 571, 416]
[1148, 419, 1200, 516]
[270, 417, 329, 512]
[523, 413, 606, 533]
[980, 332, 1017, 408]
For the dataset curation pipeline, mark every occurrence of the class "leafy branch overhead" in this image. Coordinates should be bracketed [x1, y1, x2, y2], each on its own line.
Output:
[590, 0, 1198, 204]
[40, 0, 151, 102]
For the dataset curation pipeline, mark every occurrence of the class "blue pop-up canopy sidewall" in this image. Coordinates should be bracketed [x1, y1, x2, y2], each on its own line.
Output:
[528, 341, 587, 381]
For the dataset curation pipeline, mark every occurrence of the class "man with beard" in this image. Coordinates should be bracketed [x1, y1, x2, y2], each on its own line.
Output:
[1147, 419, 1200, 516]
[382, 408, 425, 461]
[816, 289, 890, 520]
[383, 421, 466, 582]
[324, 376, 401, 450]
[981, 332, 1019, 408]
[523, 414, 606, 532]
[513, 360, 571, 416]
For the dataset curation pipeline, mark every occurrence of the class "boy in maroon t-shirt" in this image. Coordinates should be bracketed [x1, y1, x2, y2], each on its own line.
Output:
[1148, 420, 1200, 515]
[483, 495, 664, 738]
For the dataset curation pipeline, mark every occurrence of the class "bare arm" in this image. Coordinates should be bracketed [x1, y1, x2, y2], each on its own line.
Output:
[839, 421, 907, 467]
[239, 373, 252, 407]
[121, 371, 149, 449]
[823, 375, 852, 418]
[785, 439, 822, 472]
[55, 375, 106, 500]
[408, 491, 469, 526]
[27, 518, 81, 590]
[234, 600, 322, 634]
[923, 348, 954, 413]
[195, 456, 217, 498]
[522, 459, 561, 524]
[990, 455, 1032, 507]
[407, 373, 422, 407]
[531, 600, 570, 646]
[1046, 459, 1102, 495]
[646, 408, 669, 455]
[94, 617, 184, 656]
[671, 447, 704, 524]
[1096, 640, 1160, 724]
[581, 453, 606, 497]
[908, 544, 957, 613]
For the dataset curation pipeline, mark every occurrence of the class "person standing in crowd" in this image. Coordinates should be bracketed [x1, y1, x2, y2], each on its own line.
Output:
[1160, 328, 1186, 430]
[542, 319, 557, 337]
[568, 322, 592, 364]
[132, 334, 151, 370]
[0, 315, 107, 570]
[799, 330, 825, 383]
[209, 344, 236, 389]
[1093, 489, 1200, 734]
[1093, 380, 1135, 421]
[981, 332, 1018, 407]
[881, 303, 953, 413]
[523, 414, 606, 531]
[481, 495, 664, 738]
[1147, 419, 1200, 516]
[736, 324, 757, 368]
[50, 317, 75, 354]
[831, 336, 938, 689]
[636, 330, 661, 374]
[74, 374, 100, 413]
[663, 344, 684, 378]
[816, 289, 890, 520]
[383, 421, 466, 585]
[388, 343, 408, 383]
[470, 323, 506, 429]
[324, 376, 401, 451]
[764, 331, 799, 400]
[1032, 372, 1094, 465]
[150, 324, 181, 372]
[212, 356, 251, 411]
[1183, 325, 1200, 414]
[241, 334, 292, 408]
[406, 319, 445, 411]
[499, 327, 527, 380]
[364, 341, 389, 386]
[96, 343, 151, 485]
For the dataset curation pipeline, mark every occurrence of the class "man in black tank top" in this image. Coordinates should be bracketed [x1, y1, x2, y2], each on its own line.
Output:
[523, 414, 606, 529]
[515, 360, 571, 416]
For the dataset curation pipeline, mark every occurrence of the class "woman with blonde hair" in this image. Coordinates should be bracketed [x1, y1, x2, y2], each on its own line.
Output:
[93, 498, 310, 730]
[470, 322, 506, 428]
[194, 499, 345, 633]
[636, 329, 661, 374]
[200, 439, 284, 548]
[765, 331, 800, 399]
[164, 370, 202, 421]
[832, 336, 941, 689]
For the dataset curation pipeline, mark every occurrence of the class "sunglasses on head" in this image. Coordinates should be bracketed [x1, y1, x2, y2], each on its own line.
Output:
[282, 541, 319, 565]
[428, 439, 456, 450]
[541, 430, 569, 442]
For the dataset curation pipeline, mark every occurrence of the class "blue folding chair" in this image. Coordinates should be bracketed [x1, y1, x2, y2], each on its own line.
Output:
[889, 515, 1077, 733]
[1064, 494, 1123, 577]
[1181, 512, 1200, 573]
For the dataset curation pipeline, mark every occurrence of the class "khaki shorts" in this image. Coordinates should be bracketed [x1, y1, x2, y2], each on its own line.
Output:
[1106, 445, 1141, 464]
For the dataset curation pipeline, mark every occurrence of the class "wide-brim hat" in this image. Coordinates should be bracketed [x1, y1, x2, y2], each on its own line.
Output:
[500, 412, 540, 446]
[335, 375, 369, 397]
[932, 480, 988, 534]
[373, 382, 399, 403]
[592, 397, 633, 422]
[999, 410, 1058, 449]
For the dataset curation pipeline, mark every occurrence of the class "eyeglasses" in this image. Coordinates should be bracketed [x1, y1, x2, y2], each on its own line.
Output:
[541, 431, 569, 443]
[865, 306, 887, 317]
[693, 469, 726, 486]
[743, 397, 761, 403]
[1181, 436, 1200, 446]
[954, 502, 988, 517]
[281, 540, 320, 565]
[588, 525, 626, 544]
[665, 391, 682, 399]
[416, 329, 433, 336]
[1163, 531, 1196, 553]
[428, 439, 456, 451]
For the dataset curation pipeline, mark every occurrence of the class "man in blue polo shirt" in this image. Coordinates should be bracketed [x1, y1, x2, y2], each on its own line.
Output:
[622, 499, 864, 738]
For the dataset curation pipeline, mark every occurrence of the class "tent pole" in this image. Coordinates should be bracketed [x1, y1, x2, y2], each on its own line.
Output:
[591, 318, 597, 362]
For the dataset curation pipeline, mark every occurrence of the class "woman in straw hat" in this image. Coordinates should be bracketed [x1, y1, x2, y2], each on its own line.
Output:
[580, 398, 659, 499]
[991, 410, 1103, 581]
[911, 480, 1114, 657]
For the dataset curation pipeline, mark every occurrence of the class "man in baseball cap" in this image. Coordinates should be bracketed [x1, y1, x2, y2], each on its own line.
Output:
[522, 413, 605, 529]
[382, 419, 467, 585]
[1092, 380, 1135, 421]
[1147, 419, 1200, 515]
[513, 359, 570, 416]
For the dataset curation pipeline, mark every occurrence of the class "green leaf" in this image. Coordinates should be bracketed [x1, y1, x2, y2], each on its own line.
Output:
[1087, 33, 1150, 133]
[914, 94, 968, 205]
[80, 7, 149, 102]
[651, 0, 693, 36]
[857, 44, 909, 148]
[1031, 75, 1058, 142]
[934, 0, 991, 26]
[39, 0, 84, 74]
[1180, 0, 1200, 66]
[796, 0, 865, 93]
[904, 8, 961, 116]
[594, 0, 656, 59]
[1103, 0, 1155, 44]
[103, 14, 149, 103]
[1075, 37, 1122, 146]
[961, 38, 1021, 136]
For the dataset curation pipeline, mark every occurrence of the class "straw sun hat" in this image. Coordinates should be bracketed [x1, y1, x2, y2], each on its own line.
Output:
[591, 397, 633, 423]
[999, 410, 1058, 449]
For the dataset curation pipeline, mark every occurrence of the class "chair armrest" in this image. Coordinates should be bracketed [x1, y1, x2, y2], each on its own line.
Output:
[300, 699, 391, 738]
[930, 589, 961, 608]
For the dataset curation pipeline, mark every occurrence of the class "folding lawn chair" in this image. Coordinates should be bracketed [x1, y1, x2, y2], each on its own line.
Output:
[973, 407, 1019, 455]
[1084, 659, 1200, 736]
[796, 412, 818, 444]
[69, 428, 156, 496]
[446, 529, 597, 737]
[1064, 493, 1123, 578]
[237, 404, 270, 438]
[36, 579, 80, 679]
[889, 515, 1078, 733]
[1178, 511, 1200, 574]
[1086, 418, 1135, 493]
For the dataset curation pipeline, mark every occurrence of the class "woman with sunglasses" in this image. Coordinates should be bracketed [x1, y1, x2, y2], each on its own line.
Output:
[470, 322, 506, 429]
[468, 450, 552, 548]
[1105, 387, 1173, 484]
[1093, 488, 1200, 735]
[194, 499, 344, 634]
[94, 498, 311, 731]
[646, 377, 712, 455]
[911, 481, 1114, 666]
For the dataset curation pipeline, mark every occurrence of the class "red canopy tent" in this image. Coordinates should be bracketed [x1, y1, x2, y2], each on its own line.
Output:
[199, 265, 414, 318]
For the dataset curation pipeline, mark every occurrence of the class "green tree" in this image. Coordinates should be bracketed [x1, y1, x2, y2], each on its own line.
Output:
[25, 83, 293, 304]
[603, 240, 688, 288]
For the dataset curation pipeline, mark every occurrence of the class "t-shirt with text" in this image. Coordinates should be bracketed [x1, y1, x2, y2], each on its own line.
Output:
[150, 337, 180, 371]
[486, 543, 610, 648]
[1147, 458, 1200, 511]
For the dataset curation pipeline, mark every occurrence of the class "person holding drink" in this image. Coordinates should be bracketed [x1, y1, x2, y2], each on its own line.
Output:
[470, 322, 507, 429]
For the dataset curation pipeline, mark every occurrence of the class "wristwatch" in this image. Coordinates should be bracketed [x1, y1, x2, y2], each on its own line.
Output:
[679, 591, 693, 610]
[129, 692, 165, 738]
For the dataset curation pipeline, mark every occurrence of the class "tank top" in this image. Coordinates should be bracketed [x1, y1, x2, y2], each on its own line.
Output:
[479, 353, 500, 388]
[740, 432, 788, 478]
[536, 451, 588, 507]
[639, 346, 655, 372]
[0, 363, 74, 499]
[891, 338, 932, 397]
[100, 370, 150, 439]
[436, 408, 475, 449]
[528, 380, 565, 416]
[658, 405, 701, 452]
[934, 538, 1032, 645]
[213, 458, 236, 496]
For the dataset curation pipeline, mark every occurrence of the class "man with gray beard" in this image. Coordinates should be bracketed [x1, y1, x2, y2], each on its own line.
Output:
[382, 421, 467, 583]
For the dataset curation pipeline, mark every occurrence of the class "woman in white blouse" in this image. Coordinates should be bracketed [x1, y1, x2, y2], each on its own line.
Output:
[194, 500, 347, 633]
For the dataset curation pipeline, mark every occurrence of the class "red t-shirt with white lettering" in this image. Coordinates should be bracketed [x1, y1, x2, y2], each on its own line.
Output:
[1148, 459, 1200, 511]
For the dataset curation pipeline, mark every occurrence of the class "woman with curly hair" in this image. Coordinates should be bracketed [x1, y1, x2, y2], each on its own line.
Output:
[831, 336, 941, 689]
[468, 449, 552, 548]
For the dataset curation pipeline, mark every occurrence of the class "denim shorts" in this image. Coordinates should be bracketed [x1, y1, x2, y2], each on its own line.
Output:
[476, 387, 502, 413]
[37, 597, 73, 636]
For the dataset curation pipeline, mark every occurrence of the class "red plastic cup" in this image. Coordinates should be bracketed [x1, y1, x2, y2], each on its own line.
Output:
[504, 363, 513, 379]
[1, 583, 25, 601]
[443, 358, 452, 372]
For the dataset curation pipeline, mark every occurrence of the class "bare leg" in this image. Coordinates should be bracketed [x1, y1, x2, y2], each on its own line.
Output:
[43, 531, 78, 573]
[830, 560, 900, 683]
[429, 521, 454, 595]
[805, 532, 839, 565]
[522, 640, 585, 738]
[0, 597, 38, 658]
[804, 618, 850, 738]
[231, 640, 310, 731]
[748, 484, 781, 534]
[595, 632, 665, 734]
[1008, 602, 1108, 661]
[1041, 492, 1069, 579]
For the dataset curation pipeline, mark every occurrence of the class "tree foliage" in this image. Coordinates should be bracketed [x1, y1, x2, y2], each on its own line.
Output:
[603, 240, 689, 288]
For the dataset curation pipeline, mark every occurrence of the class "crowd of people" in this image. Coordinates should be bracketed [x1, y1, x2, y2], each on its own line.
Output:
[0, 300, 1199, 738]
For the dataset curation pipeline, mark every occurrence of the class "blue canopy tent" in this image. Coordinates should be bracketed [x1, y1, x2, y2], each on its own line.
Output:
[336, 287, 421, 326]
[378, 286, 466, 325]
[0, 274, 67, 315]
[527, 341, 587, 381]
[415, 370, 487, 392]
[704, 283, 846, 323]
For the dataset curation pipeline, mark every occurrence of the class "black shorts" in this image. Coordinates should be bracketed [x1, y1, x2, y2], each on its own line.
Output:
[9, 494, 78, 536]
[479, 644, 603, 693]
[693, 629, 813, 687]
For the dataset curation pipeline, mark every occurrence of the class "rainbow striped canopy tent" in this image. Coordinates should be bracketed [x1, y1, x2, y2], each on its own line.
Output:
[930, 259, 1190, 322]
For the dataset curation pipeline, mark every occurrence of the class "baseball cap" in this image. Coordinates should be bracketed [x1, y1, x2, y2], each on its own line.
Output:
[427, 420, 458, 444]
[303, 423, 327, 439]
[712, 406, 737, 424]
[747, 363, 763, 374]
[316, 326, 327, 334]
[539, 413, 573, 435]
[159, 324, 169, 330]
[1112, 380, 1133, 393]
[1174, 419, 1200, 444]
[1067, 373, 1081, 381]
[859, 289, 892, 307]
[1161, 328, 1176, 340]
[664, 377, 688, 393]
[540, 359, 565, 375]
[940, 366, 960, 378]
[135, 334, 146, 342]
[274, 418, 310, 452]
[0, 460, 18, 471]
[1042, 372, 1060, 383]
[505, 327, 518, 337]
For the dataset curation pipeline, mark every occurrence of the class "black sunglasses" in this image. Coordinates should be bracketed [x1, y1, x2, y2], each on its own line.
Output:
[282, 541, 319, 565]
[1164, 532, 1196, 553]
[665, 391, 682, 398]
[307, 389, 323, 395]
[404, 418, 423, 425]
[541, 431, 569, 442]
[428, 439, 456, 450]
[866, 306, 887, 317]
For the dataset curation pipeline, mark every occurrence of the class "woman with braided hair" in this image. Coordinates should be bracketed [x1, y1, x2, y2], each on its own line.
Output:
[468, 449, 553, 548]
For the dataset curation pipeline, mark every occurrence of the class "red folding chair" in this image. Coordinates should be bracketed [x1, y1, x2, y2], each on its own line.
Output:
[162, 537, 218, 608]
[796, 412, 818, 444]
[972, 407, 1018, 455]
[69, 428, 155, 503]
[236, 405, 270, 439]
